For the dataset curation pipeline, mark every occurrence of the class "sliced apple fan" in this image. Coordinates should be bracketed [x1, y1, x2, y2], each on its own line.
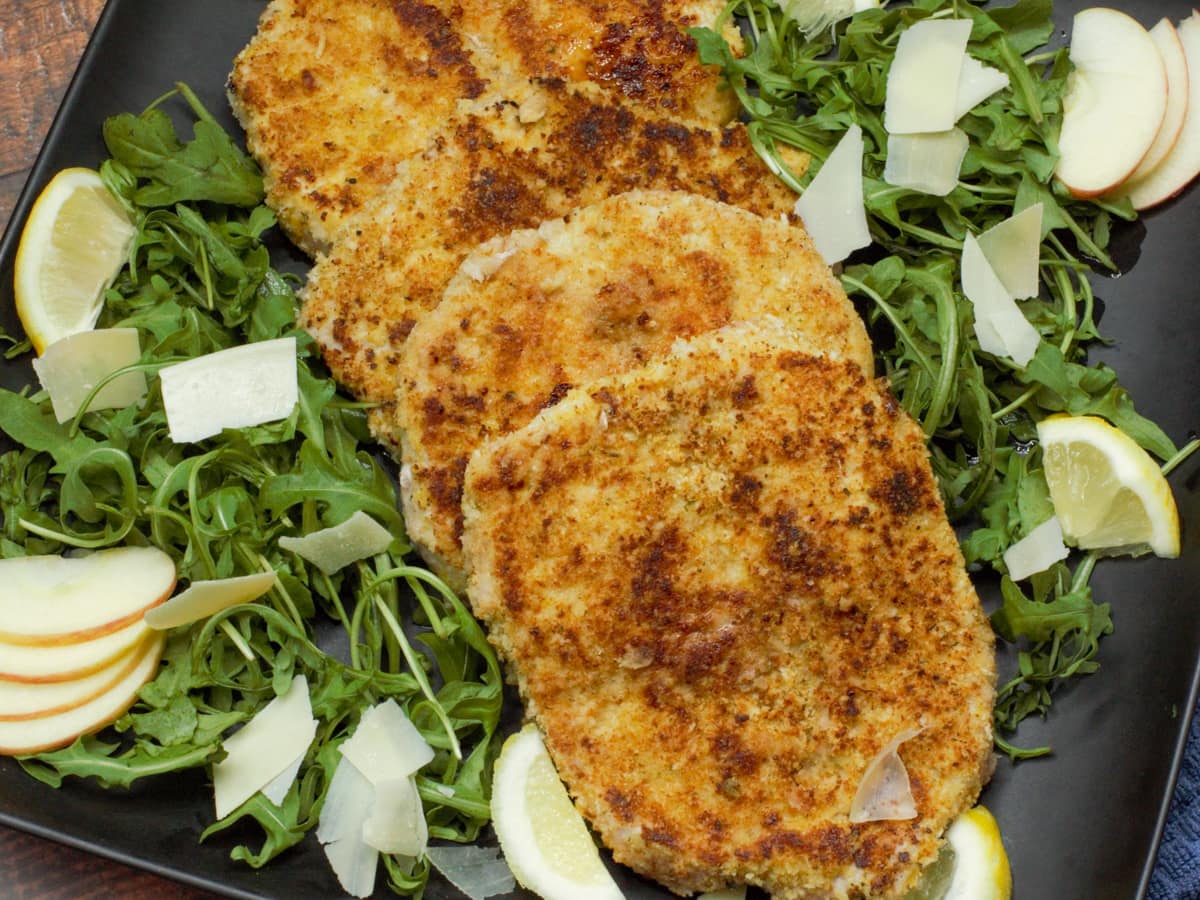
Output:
[0, 636, 164, 755]
[1125, 12, 1200, 210]
[0, 547, 175, 644]
[1055, 8, 1168, 198]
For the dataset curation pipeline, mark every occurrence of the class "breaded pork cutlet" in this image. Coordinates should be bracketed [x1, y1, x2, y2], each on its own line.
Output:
[395, 190, 872, 590]
[461, 320, 996, 898]
[229, 0, 489, 254]
[300, 86, 802, 438]
[454, 0, 740, 124]
[228, 0, 735, 253]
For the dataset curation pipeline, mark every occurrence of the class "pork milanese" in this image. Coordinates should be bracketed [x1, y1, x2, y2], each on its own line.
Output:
[299, 84, 801, 438]
[462, 320, 996, 898]
[395, 190, 872, 590]
[228, 0, 736, 253]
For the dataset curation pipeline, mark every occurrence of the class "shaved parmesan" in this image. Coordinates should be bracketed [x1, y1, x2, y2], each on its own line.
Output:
[160, 337, 297, 442]
[883, 129, 969, 196]
[975, 204, 1044, 300]
[884, 19, 973, 134]
[318, 755, 379, 898]
[426, 845, 516, 900]
[32, 328, 146, 423]
[212, 674, 317, 820]
[780, 0, 879, 37]
[340, 698, 435, 782]
[144, 571, 277, 630]
[261, 753, 304, 807]
[849, 728, 923, 823]
[794, 124, 871, 265]
[362, 775, 428, 856]
[961, 233, 1041, 367]
[1003, 516, 1070, 581]
[955, 56, 1010, 120]
[279, 511, 395, 574]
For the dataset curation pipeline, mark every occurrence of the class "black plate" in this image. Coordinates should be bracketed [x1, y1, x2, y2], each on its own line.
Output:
[1, 1, 1198, 898]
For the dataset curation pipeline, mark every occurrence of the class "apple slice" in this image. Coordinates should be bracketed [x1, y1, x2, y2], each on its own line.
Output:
[0, 547, 175, 645]
[1055, 8, 1168, 199]
[1124, 13, 1200, 209]
[0, 639, 145, 721]
[0, 635, 163, 755]
[0, 617, 150, 683]
[1126, 20, 1191, 184]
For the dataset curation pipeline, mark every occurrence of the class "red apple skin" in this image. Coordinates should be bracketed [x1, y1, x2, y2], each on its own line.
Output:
[0, 642, 144, 723]
[0, 636, 164, 756]
[1055, 8, 1169, 199]
[1122, 12, 1200, 210]
[0, 578, 175, 647]
[0, 619, 149, 684]
[0, 547, 176, 647]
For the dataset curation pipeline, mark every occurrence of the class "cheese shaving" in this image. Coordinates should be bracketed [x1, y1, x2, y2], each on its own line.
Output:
[849, 727, 923, 823]
[794, 124, 871, 265]
[278, 511, 394, 574]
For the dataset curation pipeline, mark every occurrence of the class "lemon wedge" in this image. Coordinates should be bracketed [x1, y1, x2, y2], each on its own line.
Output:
[490, 723, 623, 900]
[14, 167, 135, 354]
[906, 805, 1012, 900]
[1037, 414, 1180, 557]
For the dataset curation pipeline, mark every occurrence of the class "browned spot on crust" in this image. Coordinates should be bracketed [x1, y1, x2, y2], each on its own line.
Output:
[871, 468, 929, 517]
[764, 510, 835, 577]
[388, 0, 486, 98]
[731, 374, 759, 408]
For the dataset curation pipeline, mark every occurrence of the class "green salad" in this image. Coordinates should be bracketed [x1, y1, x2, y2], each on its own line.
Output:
[0, 0, 1196, 895]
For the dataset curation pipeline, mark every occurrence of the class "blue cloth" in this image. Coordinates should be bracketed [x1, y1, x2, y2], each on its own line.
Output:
[1149, 698, 1200, 899]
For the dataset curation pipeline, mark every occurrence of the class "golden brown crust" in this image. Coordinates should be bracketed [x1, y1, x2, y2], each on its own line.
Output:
[228, 0, 737, 253]
[458, 0, 739, 124]
[395, 190, 872, 587]
[461, 320, 996, 898]
[298, 86, 801, 433]
[228, 0, 489, 253]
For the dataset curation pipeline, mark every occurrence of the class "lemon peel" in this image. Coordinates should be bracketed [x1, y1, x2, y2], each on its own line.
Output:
[14, 167, 134, 354]
[491, 723, 623, 900]
[1037, 414, 1180, 558]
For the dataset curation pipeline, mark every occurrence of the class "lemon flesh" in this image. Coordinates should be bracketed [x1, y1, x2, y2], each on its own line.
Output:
[14, 167, 135, 354]
[905, 805, 1011, 900]
[491, 723, 623, 900]
[1037, 414, 1180, 557]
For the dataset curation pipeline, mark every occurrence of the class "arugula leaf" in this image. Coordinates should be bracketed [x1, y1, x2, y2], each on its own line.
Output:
[103, 85, 263, 207]
[2, 86, 501, 895]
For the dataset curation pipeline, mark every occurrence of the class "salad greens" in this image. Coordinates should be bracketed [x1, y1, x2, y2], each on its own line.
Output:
[693, 0, 1197, 757]
[0, 84, 501, 893]
[0, 0, 1197, 889]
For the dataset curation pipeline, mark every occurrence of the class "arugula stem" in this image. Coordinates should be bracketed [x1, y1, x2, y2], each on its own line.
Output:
[220, 620, 256, 662]
[906, 269, 960, 435]
[841, 274, 938, 382]
[1162, 438, 1200, 477]
[371, 594, 463, 760]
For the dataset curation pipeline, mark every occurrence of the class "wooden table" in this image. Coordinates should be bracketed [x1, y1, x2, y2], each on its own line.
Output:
[0, 1, 220, 896]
